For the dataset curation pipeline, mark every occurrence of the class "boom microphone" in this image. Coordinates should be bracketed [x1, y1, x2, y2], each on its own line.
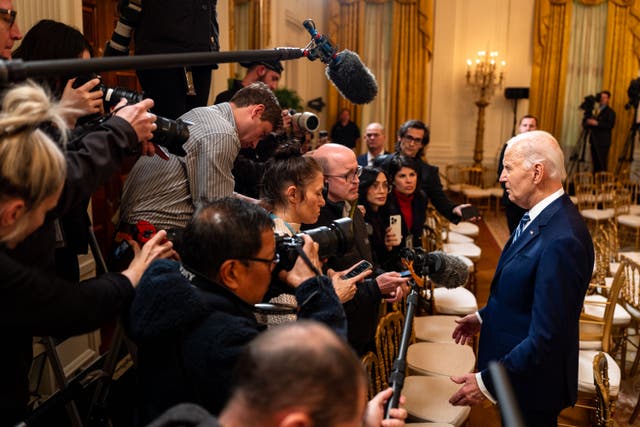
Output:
[401, 249, 469, 288]
[302, 19, 378, 104]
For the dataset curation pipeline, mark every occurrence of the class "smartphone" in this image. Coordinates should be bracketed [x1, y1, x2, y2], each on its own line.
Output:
[389, 214, 402, 238]
[340, 260, 373, 280]
[460, 205, 480, 220]
[399, 270, 412, 278]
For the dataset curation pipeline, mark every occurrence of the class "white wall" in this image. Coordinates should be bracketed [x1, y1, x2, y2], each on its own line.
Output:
[270, 1, 329, 129]
[428, 0, 534, 172]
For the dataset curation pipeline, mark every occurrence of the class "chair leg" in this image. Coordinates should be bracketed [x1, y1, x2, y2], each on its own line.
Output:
[631, 396, 640, 424]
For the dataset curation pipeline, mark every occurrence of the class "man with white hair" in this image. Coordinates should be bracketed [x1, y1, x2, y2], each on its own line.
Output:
[449, 131, 594, 426]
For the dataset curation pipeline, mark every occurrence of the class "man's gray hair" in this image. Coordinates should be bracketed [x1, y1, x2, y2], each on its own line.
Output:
[506, 130, 566, 181]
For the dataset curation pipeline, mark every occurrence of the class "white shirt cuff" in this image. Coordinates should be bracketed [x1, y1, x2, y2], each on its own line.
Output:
[476, 372, 497, 404]
[475, 311, 482, 324]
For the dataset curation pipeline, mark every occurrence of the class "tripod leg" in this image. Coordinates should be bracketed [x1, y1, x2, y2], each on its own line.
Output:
[42, 337, 84, 427]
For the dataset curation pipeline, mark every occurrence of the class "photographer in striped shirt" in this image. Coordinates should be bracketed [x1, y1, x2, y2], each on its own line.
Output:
[119, 82, 283, 239]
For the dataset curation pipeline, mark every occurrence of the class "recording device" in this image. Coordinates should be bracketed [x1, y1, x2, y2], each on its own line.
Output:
[276, 218, 354, 271]
[302, 19, 378, 104]
[289, 109, 319, 132]
[399, 248, 469, 288]
[579, 92, 602, 120]
[460, 205, 480, 220]
[340, 260, 372, 280]
[626, 78, 640, 110]
[72, 74, 190, 156]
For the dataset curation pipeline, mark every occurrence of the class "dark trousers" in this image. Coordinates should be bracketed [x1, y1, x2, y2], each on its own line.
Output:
[501, 407, 558, 427]
[590, 139, 611, 173]
[137, 66, 212, 120]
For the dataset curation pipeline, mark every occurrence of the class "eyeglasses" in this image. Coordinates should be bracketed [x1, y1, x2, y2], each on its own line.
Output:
[326, 166, 363, 183]
[402, 135, 423, 145]
[238, 253, 280, 271]
[0, 9, 16, 27]
[371, 182, 391, 193]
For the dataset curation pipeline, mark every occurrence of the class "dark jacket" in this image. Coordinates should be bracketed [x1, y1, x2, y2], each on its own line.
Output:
[0, 249, 134, 426]
[134, 0, 219, 54]
[303, 200, 382, 355]
[386, 189, 428, 269]
[129, 259, 346, 422]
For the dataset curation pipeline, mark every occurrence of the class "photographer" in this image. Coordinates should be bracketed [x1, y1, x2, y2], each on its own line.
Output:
[127, 197, 346, 422]
[120, 82, 283, 232]
[0, 83, 175, 426]
[584, 90, 616, 173]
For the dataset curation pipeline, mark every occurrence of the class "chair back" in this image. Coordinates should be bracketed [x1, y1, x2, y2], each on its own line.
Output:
[593, 352, 614, 427]
[361, 351, 382, 400]
[580, 256, 628, 352]
[374, 310, 404, 387]
[619, 255, 640, 319]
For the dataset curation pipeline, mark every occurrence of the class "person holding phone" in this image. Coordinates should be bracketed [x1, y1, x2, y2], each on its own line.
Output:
[357, 166, 400, 269]
[259, 143, 372, 323]
[382, 154, 429, 269]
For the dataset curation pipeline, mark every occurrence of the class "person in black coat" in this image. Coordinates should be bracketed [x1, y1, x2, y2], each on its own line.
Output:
[376, 120, 479, 224]
[303, 144, 409, 355]
[0, 83, 174, 426]
[585, 90, 616, 173]
[129, 198, 347, 422]
[357, 166, 399, 270]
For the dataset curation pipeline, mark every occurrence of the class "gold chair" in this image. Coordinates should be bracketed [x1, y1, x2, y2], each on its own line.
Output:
[374, 310, 405, 387]
[592, 352, 614, 427]
[618, 253, 640, 378]
[361, 351, 382, 401]
[576, 256, 625, 419]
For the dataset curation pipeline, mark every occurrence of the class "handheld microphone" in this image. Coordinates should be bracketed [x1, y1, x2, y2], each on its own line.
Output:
[302, 20, 378, 104]
[400, 249, 469, 288]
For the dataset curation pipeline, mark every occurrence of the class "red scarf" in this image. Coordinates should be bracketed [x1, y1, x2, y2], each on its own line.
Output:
[394, 190, 415, 231]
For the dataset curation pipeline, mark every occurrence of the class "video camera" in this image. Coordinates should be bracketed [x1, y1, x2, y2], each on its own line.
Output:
[275, 217, 354, 271]
[72, 74, 190, 156]
[289, 109, 319, 133]
[579, 92, 602, 120]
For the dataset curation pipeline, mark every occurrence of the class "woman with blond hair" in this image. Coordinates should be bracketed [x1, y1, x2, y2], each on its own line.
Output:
[0, 82, 173, 426]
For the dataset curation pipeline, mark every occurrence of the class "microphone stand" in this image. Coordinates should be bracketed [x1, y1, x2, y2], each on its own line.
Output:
[0, 48, 305, 83]
[384, 278, 420, 418]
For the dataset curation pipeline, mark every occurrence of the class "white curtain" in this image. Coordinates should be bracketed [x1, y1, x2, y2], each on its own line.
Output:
[15, 0, 82, 34]
[560, 0, 607, 166]
[360, 0, 393, 153]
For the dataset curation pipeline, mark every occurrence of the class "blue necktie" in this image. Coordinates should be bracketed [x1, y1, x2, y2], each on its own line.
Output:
[512, 212, 531, 243]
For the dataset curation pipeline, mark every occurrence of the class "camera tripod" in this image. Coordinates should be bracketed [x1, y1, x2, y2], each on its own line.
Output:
[566, 126, 592, 178]
[22, 227, 135, 427]
[615, 111, 640, 176]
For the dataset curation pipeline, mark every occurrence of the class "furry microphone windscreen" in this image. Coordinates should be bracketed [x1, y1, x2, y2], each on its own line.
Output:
[427, 252, 470, 288]
[325, 50, 378, 104]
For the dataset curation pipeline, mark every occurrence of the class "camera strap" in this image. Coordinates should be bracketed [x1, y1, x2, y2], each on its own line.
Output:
[294, 244, 323, 277]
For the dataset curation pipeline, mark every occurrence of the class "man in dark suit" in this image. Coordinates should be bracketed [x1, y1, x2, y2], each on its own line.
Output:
[449, 131, 594, 426]
[586, 90, 615, 173]
[357, 122, 389, 166]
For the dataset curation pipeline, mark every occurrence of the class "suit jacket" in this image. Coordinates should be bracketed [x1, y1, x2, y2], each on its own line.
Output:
[478, 194, 593, 414]
[357, 151, 389, 167]
[589, 105, 616, 147]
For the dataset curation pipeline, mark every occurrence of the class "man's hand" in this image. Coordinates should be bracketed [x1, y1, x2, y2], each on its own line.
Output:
[586, 118, 598, 126]
[376, 272, 410, 303]
[327, 262, 373, 303]
[452, 313, 481, 345]
[113, 98, 157, 156]
[283, 235, 322, 287]
[453, 204, 481, 223]
[363, 388, 407, 427]
[449, 373, 486, 406]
